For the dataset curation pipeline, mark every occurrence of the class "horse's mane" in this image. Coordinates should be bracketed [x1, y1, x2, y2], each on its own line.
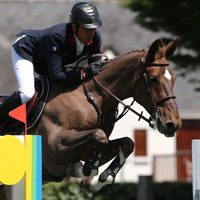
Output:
[103, 49, 146, 66]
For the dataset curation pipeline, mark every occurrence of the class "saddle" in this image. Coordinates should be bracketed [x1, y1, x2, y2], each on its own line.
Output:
[0, 76, 50, 135]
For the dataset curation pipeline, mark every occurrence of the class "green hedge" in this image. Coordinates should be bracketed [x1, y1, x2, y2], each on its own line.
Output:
[42, 181, 192, 200]
[154, 182, 192, 200]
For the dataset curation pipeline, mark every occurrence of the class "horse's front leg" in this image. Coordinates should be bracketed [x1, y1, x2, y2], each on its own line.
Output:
[56, 128, 108, 178]
[59, 128, 108, 157]
[82, 137, 134, 192]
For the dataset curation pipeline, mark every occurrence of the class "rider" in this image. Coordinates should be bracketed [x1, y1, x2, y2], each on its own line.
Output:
[0, 1, 103, 125]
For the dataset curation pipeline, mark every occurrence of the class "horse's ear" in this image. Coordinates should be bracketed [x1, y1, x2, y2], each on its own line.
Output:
[165, 39, 178, 58]
[146, 39, 163, 62]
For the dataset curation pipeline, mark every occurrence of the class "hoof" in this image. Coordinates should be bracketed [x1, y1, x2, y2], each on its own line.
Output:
[81, 174, 115, 193]
[66, 161, 84, 178]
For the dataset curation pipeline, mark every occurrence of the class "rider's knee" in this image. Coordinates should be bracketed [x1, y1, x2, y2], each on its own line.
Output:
[19, 90, 35, 104]
[92, 129, 108, 146]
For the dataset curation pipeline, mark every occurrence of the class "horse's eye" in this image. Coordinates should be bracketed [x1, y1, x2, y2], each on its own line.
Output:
[149, 77, 159, 84]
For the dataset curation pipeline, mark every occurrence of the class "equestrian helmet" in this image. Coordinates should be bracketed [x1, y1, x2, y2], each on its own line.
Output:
[70, 2, 102, 29]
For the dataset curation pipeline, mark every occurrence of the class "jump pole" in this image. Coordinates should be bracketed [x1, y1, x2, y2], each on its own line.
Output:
[192, 140, 200, 200]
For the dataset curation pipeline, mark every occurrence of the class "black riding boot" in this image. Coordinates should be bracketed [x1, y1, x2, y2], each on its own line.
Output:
[0, 91, 22, 124]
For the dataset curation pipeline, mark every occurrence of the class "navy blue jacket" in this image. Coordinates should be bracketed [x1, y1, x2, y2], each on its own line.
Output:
[13, 23, 102, 86]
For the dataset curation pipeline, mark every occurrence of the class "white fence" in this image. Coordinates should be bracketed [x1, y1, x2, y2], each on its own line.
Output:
[192, 140, 200, 200]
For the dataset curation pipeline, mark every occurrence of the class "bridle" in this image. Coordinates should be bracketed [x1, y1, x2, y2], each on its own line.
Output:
[139, 53, 176, 110]
[77, 52, 176, 129]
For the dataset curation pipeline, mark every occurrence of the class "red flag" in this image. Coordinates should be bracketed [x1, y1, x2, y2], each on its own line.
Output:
[9, 104, 27, 124]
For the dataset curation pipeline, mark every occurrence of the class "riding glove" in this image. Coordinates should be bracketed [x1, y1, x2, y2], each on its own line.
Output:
[82, 60, 102, 80]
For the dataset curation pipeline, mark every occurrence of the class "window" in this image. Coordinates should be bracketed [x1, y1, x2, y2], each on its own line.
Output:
[134, 129, 147, 156]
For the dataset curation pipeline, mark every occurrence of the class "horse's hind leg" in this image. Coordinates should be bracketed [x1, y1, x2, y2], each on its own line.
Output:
[82, 137, 134, 192]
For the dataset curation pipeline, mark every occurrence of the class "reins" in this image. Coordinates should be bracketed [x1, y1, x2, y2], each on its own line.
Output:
[92, 76, 156, 128]
[80, 51, 175, 129]
[75, 53, 108, 68]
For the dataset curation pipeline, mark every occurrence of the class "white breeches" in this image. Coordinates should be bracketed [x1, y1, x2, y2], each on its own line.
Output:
[11, 48, 35, 104]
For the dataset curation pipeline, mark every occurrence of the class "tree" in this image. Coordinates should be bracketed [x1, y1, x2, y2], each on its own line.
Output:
[123, 0, 200, 72]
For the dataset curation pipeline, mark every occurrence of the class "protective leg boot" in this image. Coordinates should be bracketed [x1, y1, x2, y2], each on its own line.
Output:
[0, 91, 22, 124]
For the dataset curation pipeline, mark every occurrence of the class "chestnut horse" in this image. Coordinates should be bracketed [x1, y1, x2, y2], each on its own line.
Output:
[34, 39, 181, 192]
[1, 39, 182, 198]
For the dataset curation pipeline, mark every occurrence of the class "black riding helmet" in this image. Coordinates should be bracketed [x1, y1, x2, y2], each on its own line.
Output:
[70, 2, 102, 29]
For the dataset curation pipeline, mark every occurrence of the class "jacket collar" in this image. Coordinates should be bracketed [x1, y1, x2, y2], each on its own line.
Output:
[67, 24, 76, 47]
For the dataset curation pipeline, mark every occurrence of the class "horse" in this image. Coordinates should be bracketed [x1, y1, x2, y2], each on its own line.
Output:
[1, 39, 182, 196]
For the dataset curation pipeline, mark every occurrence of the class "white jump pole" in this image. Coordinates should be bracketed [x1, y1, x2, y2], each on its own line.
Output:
[192, 140, 200, 200]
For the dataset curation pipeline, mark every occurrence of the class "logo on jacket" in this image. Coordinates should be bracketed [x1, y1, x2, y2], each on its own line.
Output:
[52, 46, 57, 52]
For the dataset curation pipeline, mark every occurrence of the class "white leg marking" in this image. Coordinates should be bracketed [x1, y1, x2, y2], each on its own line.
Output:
[89, 175, 115, 192]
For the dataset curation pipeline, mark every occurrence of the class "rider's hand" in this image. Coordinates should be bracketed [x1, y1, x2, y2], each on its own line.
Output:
[83, 60, 102, 80]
